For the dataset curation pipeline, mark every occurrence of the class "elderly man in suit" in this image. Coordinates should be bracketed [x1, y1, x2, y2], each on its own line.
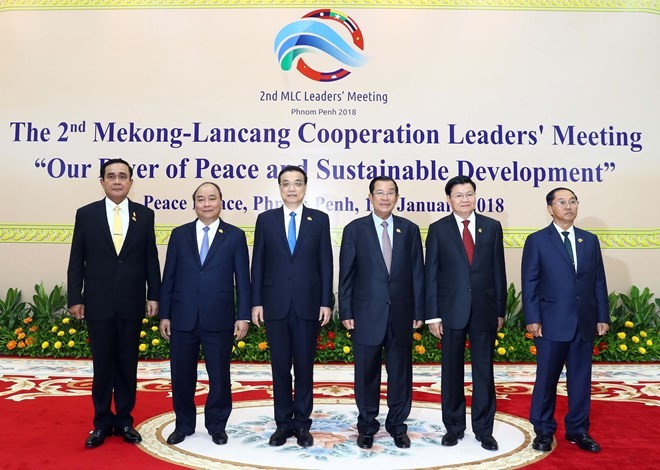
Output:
[159, 182, 250, 446]
[522, 187, 609, 453]
[67, 158, 161, 448]
[339, 176, 424, 449]
[251, 165, 333, 448]
[425, 175, 507, 451]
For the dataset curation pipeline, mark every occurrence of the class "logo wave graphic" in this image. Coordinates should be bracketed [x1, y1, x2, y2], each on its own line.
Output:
[274, 9, 367, 82]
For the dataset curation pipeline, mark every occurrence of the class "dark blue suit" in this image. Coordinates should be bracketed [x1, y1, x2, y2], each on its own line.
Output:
[339, 214, 424, 436]
[159, 218, 250, 435]
[251, 206, 333, 432]
[425, 213, 507, 438]
[522, 223, 608, 436]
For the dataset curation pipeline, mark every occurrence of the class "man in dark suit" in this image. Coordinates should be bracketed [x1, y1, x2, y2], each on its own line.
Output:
[159, 182, 250, 446]
[251, 165, 333, 448]
[522, 187, 609, 453]
[339, 176, 424, 449]
[67, 158, 161, 448]
[425, 175, 506, 451]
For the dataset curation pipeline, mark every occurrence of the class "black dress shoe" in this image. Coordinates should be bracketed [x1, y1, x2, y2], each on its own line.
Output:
[476, 435, 498, 451]
[166, 430, 188, 445]
[393, 433, 411, 448]
[532, 434, 553, 451]
[115, 426, 142, 444]
[357, 433, 374, 449]
[565, 433, 600, 452]
[441, 431, 464, 447]
[85, 429, 110, 449]
[212, 430, 228, 445]
[294, 428, 313, 447]
[269, 427, 294, 446]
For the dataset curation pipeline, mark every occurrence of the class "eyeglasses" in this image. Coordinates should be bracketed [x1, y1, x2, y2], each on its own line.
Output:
[553, 199, 579, 208]
[372, 191, 397, 199]
[451, 192, 475, 200]
[279, 181, 305, 189]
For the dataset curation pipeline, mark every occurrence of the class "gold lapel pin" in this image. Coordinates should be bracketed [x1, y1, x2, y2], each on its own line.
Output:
[396, 228, 401, 233]
[478, 228, 483, 233]
[219, 229, 224, 234]
[307, 216, 312, 221]
[578, 238, 583, 243]
[131, 212, 137, 221]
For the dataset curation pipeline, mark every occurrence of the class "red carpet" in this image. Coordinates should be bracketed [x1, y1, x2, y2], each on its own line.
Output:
[0, 364, 657, 469]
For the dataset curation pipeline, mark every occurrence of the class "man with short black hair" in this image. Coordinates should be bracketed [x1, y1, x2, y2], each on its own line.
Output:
[425, 175, 507, 451]
[67, 158, 161, 449]
[522, 187, 609, 453]
[251, 165, 333, 448]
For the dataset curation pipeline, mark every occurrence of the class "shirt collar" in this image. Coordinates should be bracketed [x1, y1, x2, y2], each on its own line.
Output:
[105, 197, 129, 212]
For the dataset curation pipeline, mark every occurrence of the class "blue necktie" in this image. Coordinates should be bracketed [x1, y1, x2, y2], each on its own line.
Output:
[200, 226, 210, 264]
[288, 212, 297, 254]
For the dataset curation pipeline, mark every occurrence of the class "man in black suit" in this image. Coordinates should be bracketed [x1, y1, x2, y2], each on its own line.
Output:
[522, 188, 609, 453]
[251, 165, 333, 448]
[159, 182, 251, 446]
[67, 158, 161, 448]
[339, 176, 425, 449]
[425, 175, 507, 451]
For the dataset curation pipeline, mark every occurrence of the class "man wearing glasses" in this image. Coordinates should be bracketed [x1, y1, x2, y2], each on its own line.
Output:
[425, 175, 507, 451]
[339, 176, 424, 449]
[251, 165, 333, 448]
[522, 187, 609, 453]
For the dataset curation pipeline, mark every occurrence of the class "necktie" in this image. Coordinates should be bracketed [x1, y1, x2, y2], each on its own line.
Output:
[462, 220, 474, 265]
[112, 206, 123, 254]
[288, 212, 297, 254]
[381, 221, 392, 273]
[200, 226, 210, 264]
[562, 231, 575, 265]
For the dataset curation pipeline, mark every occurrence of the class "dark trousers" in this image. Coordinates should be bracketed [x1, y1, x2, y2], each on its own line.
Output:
[170, 323, 234, 434]
[265, 304, 319, 432]
[87, 315, 142, 431]
[353, 319, 412, 437]
[531, 334, 593, 436]
[441, 318, 497, 437]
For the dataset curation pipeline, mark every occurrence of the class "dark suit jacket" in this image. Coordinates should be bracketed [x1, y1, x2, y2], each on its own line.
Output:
[424, 213, 507, 330]
[251, 206, 333, 319]
[67, 198, 160, 317]
[522, 223, 609, 342]
[338, 214, 425, 346]
[159, 219, 251, 330]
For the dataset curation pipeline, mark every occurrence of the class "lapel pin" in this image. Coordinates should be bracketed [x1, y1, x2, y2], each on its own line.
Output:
[578, 238, 583, 243]
[219, 229, 224, 234]
[478, 228, 483, 233]
[307, 216, 312, 221]
[396, 228, 401, 233]
[131, 212, 137, 221]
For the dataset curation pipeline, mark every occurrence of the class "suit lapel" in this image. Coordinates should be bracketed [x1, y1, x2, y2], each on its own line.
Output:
[203, 219, 228, 266]
[122, 200, 140, 254]
[276, 207, 292, 255]
[546, 224, 574, 269]
[446, 215, 470, 266]
[294, 206, 312, 255]
[366, 214, 389, 274]
[186, 222, 201, 267]
[95, 199, 115, 252]
[472, 213, 485, 264]
[574, 227, 586, 273]
[391, 215, 403, 273]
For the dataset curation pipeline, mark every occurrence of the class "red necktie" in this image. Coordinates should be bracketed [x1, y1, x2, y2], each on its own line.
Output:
[462, 220, 474, 265]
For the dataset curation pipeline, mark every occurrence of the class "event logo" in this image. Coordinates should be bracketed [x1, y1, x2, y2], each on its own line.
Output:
[274, 9, 367, 82]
